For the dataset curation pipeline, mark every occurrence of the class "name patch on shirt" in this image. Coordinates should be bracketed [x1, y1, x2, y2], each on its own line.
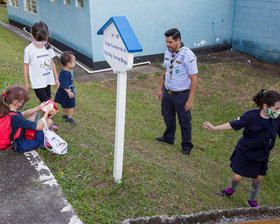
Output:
[37, 54, 49, 59]
[43, 72, 50, 76]
[234, 117, 240, 121]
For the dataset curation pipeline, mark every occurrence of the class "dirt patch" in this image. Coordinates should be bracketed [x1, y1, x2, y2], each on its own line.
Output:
[197, 50, 280, 78]
[73, 50, 280, 83]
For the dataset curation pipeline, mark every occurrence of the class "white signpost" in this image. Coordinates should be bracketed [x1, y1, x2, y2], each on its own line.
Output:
[97, 16, 143, 183]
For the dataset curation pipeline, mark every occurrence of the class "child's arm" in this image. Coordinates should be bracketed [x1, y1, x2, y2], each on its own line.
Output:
[21, 105, 40, 118]
[23, 63, 31, 92]
[203, 122, 233, 131]
[51, 59, 60, 89]
[64, 88, 75, 99]
[36, 108, 56, 130]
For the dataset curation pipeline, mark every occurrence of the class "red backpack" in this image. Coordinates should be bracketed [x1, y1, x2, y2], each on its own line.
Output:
[0, 112, 22, 150]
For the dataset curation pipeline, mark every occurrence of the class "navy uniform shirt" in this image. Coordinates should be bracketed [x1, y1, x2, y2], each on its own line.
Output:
[230, 109, 280, 162]
[163, 46, 198, 91]
[10, 111, 37, 140]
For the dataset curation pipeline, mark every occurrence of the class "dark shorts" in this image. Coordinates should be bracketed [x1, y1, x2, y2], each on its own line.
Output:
[15, 131, 45, 152]
[230, 150, 267, 178]
[34, 85, 51, 103]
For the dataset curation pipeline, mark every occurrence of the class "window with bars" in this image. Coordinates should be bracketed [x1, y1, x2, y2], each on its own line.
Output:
[24, 0, 37, 14]
[76, 0, 84, 8]
[9, 0, 18, 8]
[64, 0, 70, 6]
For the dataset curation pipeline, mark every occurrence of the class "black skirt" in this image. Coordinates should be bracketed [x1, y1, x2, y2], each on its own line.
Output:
[230, 149, 267, 178]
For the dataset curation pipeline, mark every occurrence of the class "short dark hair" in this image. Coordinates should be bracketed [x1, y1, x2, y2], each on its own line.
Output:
[60, 51, 74, 66]
[164, 28, 181, 41]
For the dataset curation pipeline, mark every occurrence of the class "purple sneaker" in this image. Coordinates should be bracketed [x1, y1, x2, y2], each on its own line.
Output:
[247, 200, 259, 207]
[218, 187, 235, 197]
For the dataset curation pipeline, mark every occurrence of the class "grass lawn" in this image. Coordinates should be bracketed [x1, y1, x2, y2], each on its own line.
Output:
[0, 6, 8, 23]
[1, 12, 280, 224]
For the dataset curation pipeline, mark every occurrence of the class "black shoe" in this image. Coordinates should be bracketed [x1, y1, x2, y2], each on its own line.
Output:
[155, 137, 174, 145]
[65, 118, 77, 126]
[62, 115, 68, 119]
[181, 148, 191, 155]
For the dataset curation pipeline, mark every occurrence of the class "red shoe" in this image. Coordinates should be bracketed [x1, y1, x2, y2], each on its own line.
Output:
[52, 125, 58, 131]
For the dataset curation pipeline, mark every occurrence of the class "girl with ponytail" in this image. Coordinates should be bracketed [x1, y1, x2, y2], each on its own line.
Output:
[1, 85, 55, 152]
[203, 89, 280, 207]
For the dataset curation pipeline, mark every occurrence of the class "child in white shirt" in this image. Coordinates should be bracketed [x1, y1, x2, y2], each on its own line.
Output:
[23, 21, 59, 103]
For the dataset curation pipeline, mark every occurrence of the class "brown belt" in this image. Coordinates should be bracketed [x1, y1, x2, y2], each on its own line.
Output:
[166, 89, 190, 95]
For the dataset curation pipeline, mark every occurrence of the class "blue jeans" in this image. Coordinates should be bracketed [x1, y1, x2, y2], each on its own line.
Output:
[161, 89, 193, 150]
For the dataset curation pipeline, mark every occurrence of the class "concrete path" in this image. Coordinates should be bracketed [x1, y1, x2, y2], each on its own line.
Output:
[0, 149, 82, 224]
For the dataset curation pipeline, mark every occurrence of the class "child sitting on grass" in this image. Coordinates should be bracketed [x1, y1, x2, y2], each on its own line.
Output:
[1, 85, 55, 152]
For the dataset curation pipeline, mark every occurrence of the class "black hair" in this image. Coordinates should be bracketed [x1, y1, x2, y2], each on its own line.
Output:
[164, 28, 181, 41]
[60, 51, 75, 66]
[31, 21, 51, 49]
[253, 89, 280, 109]
[0, 86, 30, 118]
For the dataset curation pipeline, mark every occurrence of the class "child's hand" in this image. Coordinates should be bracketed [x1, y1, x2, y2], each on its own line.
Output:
[203, 122, 216, 131]
[68, 92, 75, 99]
[25, 83, 31, 93]
[55, 80, 60, 89]
[46, 108, 57, 116]
[34, 105, 41, 112]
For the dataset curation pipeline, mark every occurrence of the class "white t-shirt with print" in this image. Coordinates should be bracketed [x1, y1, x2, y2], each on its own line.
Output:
[24, 43, 56, 89]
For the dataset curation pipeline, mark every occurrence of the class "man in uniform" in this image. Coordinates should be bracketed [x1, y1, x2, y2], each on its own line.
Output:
[156, 28, 198, 155]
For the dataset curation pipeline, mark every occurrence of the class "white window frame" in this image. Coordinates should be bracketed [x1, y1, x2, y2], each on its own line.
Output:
[76, 0, 84, 8]
[9, 0, 18, 8]
[64, 0, 70, 6]
[24, 0, 37, 15]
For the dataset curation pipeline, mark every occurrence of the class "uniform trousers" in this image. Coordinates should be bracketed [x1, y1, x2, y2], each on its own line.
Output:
[161, 88, 193, 150]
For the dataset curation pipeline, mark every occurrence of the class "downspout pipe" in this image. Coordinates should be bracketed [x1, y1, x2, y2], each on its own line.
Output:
[231, 0, 237, 48]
